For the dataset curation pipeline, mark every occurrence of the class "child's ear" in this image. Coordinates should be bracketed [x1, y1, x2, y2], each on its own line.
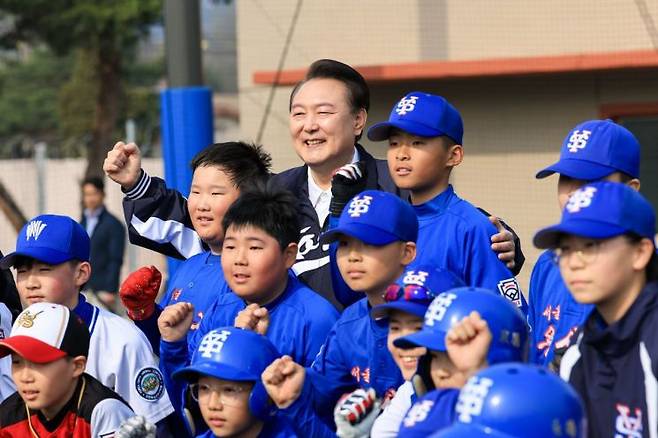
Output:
[282, 243, 299, 269]
[71, 356, 86, 377]
[446, 144, 464, 168]
[74, 262, 92, 288]
[401, 242, 417, 265]
[353, 108, 367, 138]
[632, 238, 655, 271]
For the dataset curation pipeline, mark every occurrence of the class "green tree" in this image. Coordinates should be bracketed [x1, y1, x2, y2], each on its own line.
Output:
[0, 0, 162, 177]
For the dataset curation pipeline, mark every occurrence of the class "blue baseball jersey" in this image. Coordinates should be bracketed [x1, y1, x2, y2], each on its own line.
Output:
[398, 389, 460, 437]
[159, 270, 338, 416]
[135, 251, 225, 353]
[277, 298, 403, 436]
[527, 250, 593, 365]
[411, 185, 527, 314]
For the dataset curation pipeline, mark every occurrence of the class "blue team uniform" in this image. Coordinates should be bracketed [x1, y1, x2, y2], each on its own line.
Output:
[277, 297, 403, 436]
[411, 185, 527, 313]
[527, 250, 593, 365]
[159, 271, 338, 415]
[194, 413, 297, 438]
[397, 389, 460, 438]
[135, 251, 225, 353]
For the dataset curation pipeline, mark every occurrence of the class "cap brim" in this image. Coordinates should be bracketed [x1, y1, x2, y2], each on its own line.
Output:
[533, 220, 628, 249]
[321, 223, 400, 246]
[535, 159, 618, 180]
[433, 423, 516, 438]
[394, 329, 446, 351]
[367, 120, 444, 141]
[173, 362, 258, 383]
[0, 336, 67, 363]
[371, 301, 428, 319]
[0, 248, 73, 269]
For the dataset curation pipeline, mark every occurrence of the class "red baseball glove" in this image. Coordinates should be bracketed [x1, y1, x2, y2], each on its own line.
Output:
[119, 266, 162, 321]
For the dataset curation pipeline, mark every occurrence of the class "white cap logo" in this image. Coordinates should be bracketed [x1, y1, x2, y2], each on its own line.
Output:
[566, 129, 591, 153]
[395, 96, 419, 115]
[456, 376, 494, 423]
[25, 220, 47, 241]
[198, 329, 231, 358]
[347, 195, 373, 218]
[403, 270, 429, 286]
[566, 187, 597, 213]
[424, 292, 457, 326]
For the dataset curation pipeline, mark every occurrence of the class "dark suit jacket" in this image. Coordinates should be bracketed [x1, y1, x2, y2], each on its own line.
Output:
[80, 207, 126, 293]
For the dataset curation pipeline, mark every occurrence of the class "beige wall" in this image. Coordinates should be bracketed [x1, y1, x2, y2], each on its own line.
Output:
[234, 1, 658, 289]
[0, 158, 168, 287]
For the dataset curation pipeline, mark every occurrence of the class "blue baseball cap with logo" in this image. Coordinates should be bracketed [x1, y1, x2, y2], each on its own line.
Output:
[0, 214, 90, 268]
[536, 119, 640, 180]
[367, 92, 464, 144]
[321, 190, 418, 245]
[371, 265, 465, 319]
[534, 181, 655, 249]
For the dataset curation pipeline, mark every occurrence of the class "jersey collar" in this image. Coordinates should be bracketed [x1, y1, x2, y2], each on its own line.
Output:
[413, 184, 455, 220]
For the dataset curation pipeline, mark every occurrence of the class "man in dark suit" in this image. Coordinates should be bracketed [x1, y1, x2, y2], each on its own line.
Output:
[80, 176, 126, 311]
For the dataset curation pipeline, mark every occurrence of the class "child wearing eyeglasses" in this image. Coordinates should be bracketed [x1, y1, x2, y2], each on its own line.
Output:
[534, 181, 658, 438]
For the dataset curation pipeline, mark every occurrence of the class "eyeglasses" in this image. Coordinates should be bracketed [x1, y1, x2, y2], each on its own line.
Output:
[189, 382, 248, 407]
[384, 284, 436, 304]
[554, 240, 605, 266]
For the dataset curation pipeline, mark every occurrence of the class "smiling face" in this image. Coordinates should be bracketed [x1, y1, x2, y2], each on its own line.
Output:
[15, 259, 89, 309]
[289, 78, 366, 177]
[187, 165, 241, 254]
[12, 354, 85, 420]
[336, 235, 415, 303]
[196, 376, 262, 437]
[221, 224, 297, 305]
[387, 310, 426, 380]
[386, 130, 462, 205]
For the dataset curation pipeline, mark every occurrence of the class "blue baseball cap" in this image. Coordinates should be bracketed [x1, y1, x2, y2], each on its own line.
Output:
[534, 181, 655, 249]
[0, 215, 90, 268]
[536, 119, 640, 180]
[367, 92, 464, 144]
[321, 190, 418, 245]
[371, 265, 465, 319]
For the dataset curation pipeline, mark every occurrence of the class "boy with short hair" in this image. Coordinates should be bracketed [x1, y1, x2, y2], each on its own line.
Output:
[116, 141, 272, 353]
[529, 119, 641, 365]
[0, 214, 175, 428]
[173, 326, 294, 437]
[260, 190, 418, 436]
[394, 287, 528, 437]
[157, 186, 338, 428]
[366, 92, 526, 313]
[534, 181, 658, 437]
[0, 302, 134, 437]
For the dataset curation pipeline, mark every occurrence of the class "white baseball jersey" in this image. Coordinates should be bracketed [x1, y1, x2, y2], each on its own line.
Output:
[85, 304, 174, 424]
[0, 303, 15, 402]
[371, 380, 414, 437]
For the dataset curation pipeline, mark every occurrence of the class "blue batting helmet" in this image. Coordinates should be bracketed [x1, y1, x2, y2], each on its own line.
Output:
[173, 327, 280, 421]
[395, 287, 528, 364]
[432, 363, 586, 438]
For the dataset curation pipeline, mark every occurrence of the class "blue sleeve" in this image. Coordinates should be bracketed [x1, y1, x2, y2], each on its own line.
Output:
[134, 304, 163, 355]
[302, 304, 339, 367]
[306, 324, 359, 415]
[460, 222, 528, 316]
[398, 390, 459, 438]
[159, 338, 189, 415]
[278, 377, 337, 438]
[327, 215, 362, 307]
[527, 256, 549, 364]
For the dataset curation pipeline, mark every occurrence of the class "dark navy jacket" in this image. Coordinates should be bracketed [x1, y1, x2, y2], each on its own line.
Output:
[559, 281, 658, 438]
[80, 207, 125, 292]
[528, 250, 593, 365]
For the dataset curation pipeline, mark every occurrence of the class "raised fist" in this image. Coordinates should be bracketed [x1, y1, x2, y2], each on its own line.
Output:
[119, 266, 162, 321]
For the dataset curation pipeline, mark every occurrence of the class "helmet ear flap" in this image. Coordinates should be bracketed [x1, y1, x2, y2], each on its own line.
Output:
[249, 380, 277, 421]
